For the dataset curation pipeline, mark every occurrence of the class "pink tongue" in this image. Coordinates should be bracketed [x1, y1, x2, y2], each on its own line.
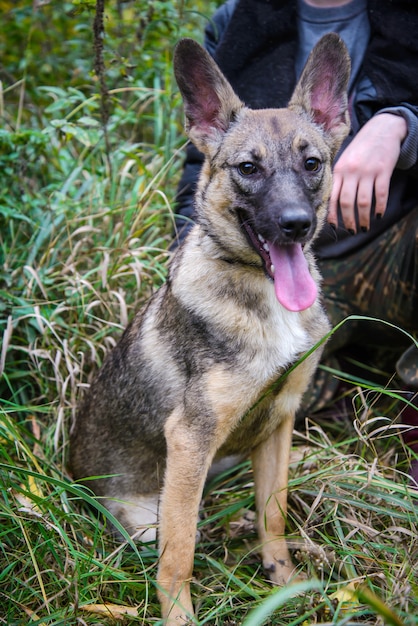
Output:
[268, 241, 317, 312]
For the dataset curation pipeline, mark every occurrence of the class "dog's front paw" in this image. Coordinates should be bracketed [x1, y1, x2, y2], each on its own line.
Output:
[165, 615, 194, 626]
[263, 556, 302, 586]
[159, 584, 195, 626]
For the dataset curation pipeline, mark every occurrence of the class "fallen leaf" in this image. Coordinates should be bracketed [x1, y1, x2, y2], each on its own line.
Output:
[80, 603, 139, 620]
[22, 606, 47, 625]
[28, 474, 44, 499]
[330, 581, 358, 605]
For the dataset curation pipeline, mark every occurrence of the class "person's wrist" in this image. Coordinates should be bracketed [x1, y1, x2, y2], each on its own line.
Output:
[376, 112, 408, 143]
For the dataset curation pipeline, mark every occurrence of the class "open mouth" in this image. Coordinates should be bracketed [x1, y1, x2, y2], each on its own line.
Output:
[239, 214, 318, 313]
[240, 217, 275, 280]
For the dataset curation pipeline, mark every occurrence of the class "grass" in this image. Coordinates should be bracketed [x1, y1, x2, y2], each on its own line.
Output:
[1, 404, 417, 624]
[1, 1, 417, 624]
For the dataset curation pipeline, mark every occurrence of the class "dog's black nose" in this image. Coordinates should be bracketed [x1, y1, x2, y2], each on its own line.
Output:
[279, 210, 311, 241]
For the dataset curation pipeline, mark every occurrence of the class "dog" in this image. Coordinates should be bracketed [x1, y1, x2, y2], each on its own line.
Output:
[70, 33, 350, 624]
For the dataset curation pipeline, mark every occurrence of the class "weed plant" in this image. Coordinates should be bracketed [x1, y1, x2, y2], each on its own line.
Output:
[0, 1, 417, 624]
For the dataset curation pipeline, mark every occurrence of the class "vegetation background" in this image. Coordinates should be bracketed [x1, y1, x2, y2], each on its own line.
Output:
[0, 1, 417, 624]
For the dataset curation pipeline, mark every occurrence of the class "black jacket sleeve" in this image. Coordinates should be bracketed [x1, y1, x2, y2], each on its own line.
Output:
[173, 143, 204, 243]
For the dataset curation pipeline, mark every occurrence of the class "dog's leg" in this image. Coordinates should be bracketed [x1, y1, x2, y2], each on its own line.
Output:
[252, 355, 321, 585]
[157, 407, 213, 625]
[251, 413, 296, 585]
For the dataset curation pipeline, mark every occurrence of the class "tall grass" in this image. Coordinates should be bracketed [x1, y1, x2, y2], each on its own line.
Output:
[1, 1, 417, 624]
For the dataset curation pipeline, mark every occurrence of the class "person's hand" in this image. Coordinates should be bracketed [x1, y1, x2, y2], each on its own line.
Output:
[328, 113, 408, 232]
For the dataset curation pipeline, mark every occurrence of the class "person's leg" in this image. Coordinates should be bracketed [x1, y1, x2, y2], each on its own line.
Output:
[310, 207, 418, 482]
[396, 345, 418, 486]
[320, 206, 418, 342]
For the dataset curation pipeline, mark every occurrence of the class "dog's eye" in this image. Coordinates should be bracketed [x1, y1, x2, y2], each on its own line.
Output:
[304, 157, 321, 172]
[238, 162, 257, 176]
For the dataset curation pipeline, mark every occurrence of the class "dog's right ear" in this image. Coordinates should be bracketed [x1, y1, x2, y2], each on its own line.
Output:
[174, 39, 244, 154]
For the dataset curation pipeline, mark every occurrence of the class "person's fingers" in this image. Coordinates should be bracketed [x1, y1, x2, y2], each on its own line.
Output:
[374, 171, 391, 219]
[328, 171, 342, 227]
[327, 113, 405, 232]
[356, 175, 375, 231]
[337, 173, 358, 233]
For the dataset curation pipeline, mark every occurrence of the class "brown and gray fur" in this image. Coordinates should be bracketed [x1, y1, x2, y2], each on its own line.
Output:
[70, 34, 350, 624]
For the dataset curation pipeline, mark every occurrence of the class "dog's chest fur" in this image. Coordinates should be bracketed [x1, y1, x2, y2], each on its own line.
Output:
[138, 235, 328, 456]
[172, 231, 322, 365]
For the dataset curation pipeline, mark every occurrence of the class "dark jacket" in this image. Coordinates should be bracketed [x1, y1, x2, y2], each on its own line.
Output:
[174, 0, 418, 258]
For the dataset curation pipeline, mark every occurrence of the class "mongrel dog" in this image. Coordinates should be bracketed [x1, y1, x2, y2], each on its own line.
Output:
[70, 33, 350, 624]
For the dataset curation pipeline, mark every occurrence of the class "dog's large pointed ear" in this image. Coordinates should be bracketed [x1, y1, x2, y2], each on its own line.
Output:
[288, 33, 351, 158]
[174, 38, 244, 153]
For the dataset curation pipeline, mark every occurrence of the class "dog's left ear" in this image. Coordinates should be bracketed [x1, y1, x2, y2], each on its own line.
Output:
[288, 33, 351, 158]
[174, 38, 244, 154]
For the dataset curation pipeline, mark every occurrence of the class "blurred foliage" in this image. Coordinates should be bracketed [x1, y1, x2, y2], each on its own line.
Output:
[0, 0, 220, 407]
[0, 0, 213, 110]
[0, 0, 219, 263]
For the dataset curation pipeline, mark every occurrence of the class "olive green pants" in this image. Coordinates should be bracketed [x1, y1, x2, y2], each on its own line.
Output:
[304, 205, 418, 413]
